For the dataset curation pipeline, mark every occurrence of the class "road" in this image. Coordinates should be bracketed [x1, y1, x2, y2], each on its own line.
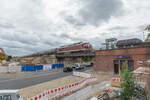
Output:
[0, 67, 92, 89]
[0, 71, 72, 89]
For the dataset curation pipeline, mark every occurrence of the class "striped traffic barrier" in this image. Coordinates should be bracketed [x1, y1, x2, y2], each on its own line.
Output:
[112, 77, 122, 82]
[28, 77, 97, 100]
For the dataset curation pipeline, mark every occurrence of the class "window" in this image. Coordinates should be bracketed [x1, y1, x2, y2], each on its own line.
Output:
[128, 60, 134, 71]
[3, 95, 12, 100]
[0, 96, 3, 100]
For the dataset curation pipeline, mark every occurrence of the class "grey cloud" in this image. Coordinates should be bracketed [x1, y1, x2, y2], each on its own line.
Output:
[3, 47, 30, 56]
[0, 0, 146, 56]
[65, 0, 123, 26]
[79, 0, 123, 26]
[60, 33, 86, 42]
[43, 40, 62, 47]
[108, 26, 128, 31]
[0, 23, 15, 29]
[0, 32, 39, 45]
[137, 25, 147, 31]
[60, 33, 70, 39]
[65, 16, 86, 27]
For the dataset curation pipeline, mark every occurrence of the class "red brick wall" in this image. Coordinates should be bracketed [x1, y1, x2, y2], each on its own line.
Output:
[94, 47, 150, 72]
[96, 47, 148, 56]
[94, 55, 114, 72]
[133, 55, 147, 70]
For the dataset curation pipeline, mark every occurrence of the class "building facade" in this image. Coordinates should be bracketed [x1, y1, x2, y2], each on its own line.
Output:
[56, 42, 95, 64]
[94, 46, 150, 74]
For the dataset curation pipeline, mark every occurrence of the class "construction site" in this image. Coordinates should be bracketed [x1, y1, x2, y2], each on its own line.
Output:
[1, 0, 150, 99]
[0, 38, 149, 100]
[16, 42, 95, 66]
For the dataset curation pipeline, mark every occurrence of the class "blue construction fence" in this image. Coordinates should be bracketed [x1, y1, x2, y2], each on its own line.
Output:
[22, 64, 64, 72]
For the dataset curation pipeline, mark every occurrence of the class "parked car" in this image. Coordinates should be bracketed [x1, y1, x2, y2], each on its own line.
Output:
[0, 90, 23, 100]
[72, 63, 84, 70]
[63, 67, 73, 72]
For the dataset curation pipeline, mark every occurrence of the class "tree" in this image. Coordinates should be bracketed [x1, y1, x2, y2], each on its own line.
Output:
[82, 57, 94, 62]
[120, 64, 136, 100]
[6, 56, 12, 61]
[145, 25, 150, 42]
[145, 25, 150, 31]
[0, 54, 7, 62]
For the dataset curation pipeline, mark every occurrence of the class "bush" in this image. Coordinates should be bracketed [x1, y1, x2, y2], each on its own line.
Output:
[120, 64, 136, 100]
[119, 64, 147, 100]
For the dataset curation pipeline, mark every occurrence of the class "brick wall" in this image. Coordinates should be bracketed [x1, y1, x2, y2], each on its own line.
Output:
[94, 47, 150, 72]
[94, 55, 114, 72]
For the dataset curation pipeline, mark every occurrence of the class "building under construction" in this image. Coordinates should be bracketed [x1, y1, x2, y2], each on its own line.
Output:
[19, 42, 95, 65]
[56, 42, 95, 64]
[18, 49, 57, 65]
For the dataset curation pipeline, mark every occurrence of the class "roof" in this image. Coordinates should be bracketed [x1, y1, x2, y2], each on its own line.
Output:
[106, 38, 117, 42]
[132, 67, 150, 75]
[0, 90, 19, 94]
[116, 38, 142, 46]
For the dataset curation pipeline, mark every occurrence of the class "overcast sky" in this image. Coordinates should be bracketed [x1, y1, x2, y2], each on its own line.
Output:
[0, 0, 150, 56]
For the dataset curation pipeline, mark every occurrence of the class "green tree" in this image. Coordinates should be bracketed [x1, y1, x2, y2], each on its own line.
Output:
[120, 64, 136, 100]
[145, 25, 150, 42]
[145, 25, 150, 31]
[82, 57, 94, 62]
[6, 56, 12, 61]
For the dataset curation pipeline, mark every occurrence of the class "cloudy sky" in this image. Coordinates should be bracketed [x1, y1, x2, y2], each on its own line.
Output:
[0, 0, 150, 56]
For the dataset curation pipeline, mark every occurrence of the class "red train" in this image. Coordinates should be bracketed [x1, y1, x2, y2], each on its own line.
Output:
[57, 42, 92, 53]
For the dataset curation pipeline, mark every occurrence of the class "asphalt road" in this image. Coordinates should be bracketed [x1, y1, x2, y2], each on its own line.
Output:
[0, 72, 72, 89]
[0, 67, 92, 89]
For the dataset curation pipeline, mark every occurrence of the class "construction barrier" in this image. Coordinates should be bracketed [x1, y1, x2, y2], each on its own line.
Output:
[43, 65, 52, 70]
[8, 66, 21, 72]
[22, 65, 43, 72]
[0, 66, 22, 73]
[111, 77, 122, 87]
[22, 64, 64, 72]
[27, 76, 97, 100]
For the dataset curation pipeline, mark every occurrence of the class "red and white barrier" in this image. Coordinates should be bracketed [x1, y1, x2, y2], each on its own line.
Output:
[112, 77, 122, 82]
[28, 77, 97, 100]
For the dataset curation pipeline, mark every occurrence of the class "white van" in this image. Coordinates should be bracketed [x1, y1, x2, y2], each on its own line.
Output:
[0, 90, 23, 100]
